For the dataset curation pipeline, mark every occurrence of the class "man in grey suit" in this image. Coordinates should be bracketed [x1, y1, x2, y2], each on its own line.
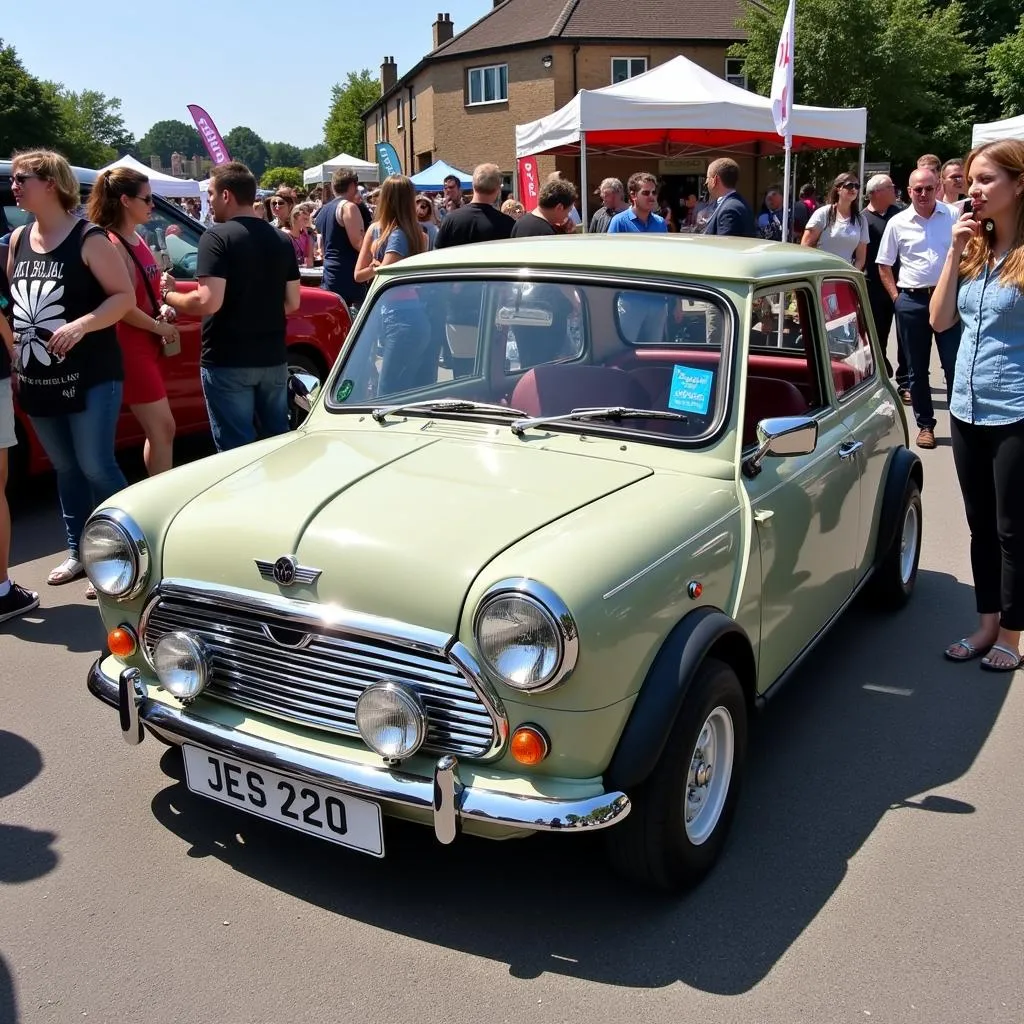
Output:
[702, 157, 757, 237]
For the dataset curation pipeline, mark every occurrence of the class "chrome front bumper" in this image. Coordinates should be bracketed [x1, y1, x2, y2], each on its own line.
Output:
[88, 660, 630, 842]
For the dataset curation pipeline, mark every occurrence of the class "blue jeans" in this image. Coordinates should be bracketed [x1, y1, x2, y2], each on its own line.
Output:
[29, 381, 128, 558]
[378, 303, 434, 395]
[894, 291, 961, 429]
[200, 364, 289, 452]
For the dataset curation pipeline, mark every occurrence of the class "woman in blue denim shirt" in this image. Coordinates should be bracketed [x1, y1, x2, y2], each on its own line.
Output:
[931, 139, 1024, 671]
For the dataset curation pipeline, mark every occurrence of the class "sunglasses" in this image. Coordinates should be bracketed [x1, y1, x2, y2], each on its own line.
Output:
[910, 186, 936, 194]
[133, 193, 155, 205]
[637, 189, 657, 197]
[270, 200, 287, 207]
[12, 172, 41, 185]
[840, 182, 860, 191]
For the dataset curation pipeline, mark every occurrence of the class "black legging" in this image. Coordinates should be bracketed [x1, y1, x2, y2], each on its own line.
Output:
[951, 415, 1024, 630]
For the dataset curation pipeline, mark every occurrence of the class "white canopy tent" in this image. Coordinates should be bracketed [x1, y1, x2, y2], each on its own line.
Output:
[99, 154, 201, 197]
[515, 55, 868, 224]
[303, 152, 378, 185]
[972, 114, 1024, 146]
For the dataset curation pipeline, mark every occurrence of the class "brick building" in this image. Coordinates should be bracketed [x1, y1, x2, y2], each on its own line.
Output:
[362, 0, 750, 203]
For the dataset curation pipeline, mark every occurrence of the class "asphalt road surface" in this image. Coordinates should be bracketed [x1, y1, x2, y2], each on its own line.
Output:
[2, 383, 1022, 1024]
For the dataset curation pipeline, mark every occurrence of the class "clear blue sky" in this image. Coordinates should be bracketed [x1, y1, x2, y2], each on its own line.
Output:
[9, 1, 493, 148]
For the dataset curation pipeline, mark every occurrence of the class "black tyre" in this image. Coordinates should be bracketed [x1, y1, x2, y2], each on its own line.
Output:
[605, 658, 748, 891]
[871, 478, 922, 609]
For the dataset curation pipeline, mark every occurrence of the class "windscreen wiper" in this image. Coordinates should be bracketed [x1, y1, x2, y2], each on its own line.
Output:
[372, 399, 527, 423]
[510, 407, 688, 436]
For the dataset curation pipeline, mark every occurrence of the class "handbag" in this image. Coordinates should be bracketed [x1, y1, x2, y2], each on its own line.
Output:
[113, 233, 180, 356]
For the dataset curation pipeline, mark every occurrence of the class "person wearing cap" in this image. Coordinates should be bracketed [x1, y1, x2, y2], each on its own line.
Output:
[589, 178, 629, 233]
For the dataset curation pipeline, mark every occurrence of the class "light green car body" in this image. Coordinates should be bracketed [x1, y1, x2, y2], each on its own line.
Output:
[88, 235, 914, 845]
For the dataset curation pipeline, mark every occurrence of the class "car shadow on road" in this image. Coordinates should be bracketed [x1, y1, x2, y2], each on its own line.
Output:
[0, 730, 58, 1024]
[146, 568, 1008, 994]
[3, 601, 106, 654]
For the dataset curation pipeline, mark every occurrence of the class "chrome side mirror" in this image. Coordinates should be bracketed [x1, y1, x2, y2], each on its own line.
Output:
[288, 372, 321, 413]
[743, 415, 818, 478]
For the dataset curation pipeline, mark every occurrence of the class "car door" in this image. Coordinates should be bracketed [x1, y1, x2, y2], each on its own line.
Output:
[821, 276, 900, 579]
[742, 284, 862, 688]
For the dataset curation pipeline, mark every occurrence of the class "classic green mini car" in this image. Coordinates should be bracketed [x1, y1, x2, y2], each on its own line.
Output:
[85, 235, 922, 890]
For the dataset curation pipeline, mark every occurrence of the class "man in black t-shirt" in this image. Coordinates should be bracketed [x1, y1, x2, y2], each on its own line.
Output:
[162, 162, 301, 451]
[435, 164, 515, 248]
[511, 178, 578, 237]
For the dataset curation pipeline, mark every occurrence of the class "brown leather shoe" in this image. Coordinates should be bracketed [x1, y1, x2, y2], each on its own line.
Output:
[916, 427, 936, 449]
[899, 388, 912, 405]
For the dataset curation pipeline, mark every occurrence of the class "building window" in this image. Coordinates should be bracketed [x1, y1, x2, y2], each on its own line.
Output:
[467, 64, 509, 105]
[611, 57, 647, 84]
[411, 92, 417, 121]
[376, 108, 385, 138]
[725, 58, 747, 89]
[396, 97, 404, 129]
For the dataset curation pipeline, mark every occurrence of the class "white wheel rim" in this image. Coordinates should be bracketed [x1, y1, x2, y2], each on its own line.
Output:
[684, 705, 735, 845]
[900, 502, 919, 585]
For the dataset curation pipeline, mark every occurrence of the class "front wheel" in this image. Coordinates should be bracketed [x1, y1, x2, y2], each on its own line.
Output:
[605, 658, 748, 891]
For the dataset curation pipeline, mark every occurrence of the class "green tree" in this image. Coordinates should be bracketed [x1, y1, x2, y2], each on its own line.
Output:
[324, 69, 380, 160]
[223, 126, 270, 177]
[260, 166, 304, 190]
[267, 142, 304, 168]
[988, 17, 1024, 117]
[42, 84, 134, 167]
[732, 0, 977, 176]
[0, 39, 63, 154]
[301, 143, 330, 166]
[138, 119, 202, 166]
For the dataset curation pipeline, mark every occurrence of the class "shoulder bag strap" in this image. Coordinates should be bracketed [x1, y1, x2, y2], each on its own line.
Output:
[112, 231, 161, 318]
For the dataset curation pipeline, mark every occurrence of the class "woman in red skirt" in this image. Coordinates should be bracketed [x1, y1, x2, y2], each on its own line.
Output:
[86, 167, 177, 474]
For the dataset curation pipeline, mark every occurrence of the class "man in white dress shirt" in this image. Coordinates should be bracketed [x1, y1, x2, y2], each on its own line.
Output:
[876, 167, 960, 449]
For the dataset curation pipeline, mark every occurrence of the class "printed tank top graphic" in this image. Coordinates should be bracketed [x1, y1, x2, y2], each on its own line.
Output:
[11, 267, 68, 372]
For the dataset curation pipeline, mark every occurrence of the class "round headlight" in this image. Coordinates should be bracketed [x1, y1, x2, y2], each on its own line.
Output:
[474, 581, 578, 693]
[153, 631, 210, 702]
[82, 513, 148, 599]
[355, 681, 427, 762]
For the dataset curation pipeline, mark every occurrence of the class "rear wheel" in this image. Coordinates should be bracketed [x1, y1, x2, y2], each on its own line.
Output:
[871, 478, 922, 609]
[606, 658, 748, 891]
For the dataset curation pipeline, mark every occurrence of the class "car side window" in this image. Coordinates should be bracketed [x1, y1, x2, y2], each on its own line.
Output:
[820, 278, 875, 400]
[749, 286, 829, 416]
[138, 204, 201, 280]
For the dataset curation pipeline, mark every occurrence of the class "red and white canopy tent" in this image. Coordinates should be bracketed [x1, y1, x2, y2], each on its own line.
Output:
[514, 55, 868, 226]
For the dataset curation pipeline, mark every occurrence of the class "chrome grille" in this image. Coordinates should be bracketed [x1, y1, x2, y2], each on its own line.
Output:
[141, 584, 500, 759]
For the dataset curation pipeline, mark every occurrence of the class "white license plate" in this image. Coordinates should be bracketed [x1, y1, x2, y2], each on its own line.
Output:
[182, 745, 384, 857]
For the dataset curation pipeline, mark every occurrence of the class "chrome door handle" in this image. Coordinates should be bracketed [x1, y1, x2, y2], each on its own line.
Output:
[838, 440, 864, 461]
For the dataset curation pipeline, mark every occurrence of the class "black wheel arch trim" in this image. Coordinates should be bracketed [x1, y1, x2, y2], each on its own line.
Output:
[873, 446, 923, 570]
[606, 607, 755, 792]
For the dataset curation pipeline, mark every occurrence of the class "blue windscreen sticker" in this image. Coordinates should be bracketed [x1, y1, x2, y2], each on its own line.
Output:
[668, 365, 714, 415]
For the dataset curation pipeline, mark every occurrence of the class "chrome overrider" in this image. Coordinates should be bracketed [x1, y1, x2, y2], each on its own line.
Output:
[88, 661, 632, 841]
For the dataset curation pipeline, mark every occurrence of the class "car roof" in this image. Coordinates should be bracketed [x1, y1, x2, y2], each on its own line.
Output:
[388, 233, 856, 283]
[0, 160, 98, 186]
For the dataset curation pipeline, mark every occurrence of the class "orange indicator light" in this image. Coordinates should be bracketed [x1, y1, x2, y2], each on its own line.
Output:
[108, 626, 138, 658]
[510, 725, 550, 766]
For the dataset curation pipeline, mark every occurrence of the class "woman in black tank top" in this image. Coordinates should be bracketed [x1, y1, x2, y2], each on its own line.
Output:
[7, 150, 135, 590]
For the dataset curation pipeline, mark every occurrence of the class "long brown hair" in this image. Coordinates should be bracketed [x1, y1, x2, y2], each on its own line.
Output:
[823, 171, 862, 232]
[960, 140, 1024, 290]
[86, 167, 149, 230]
[372, 175, 425, 259]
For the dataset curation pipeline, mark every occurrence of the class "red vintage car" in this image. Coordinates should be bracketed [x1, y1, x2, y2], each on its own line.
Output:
[0, 161, 351, 477]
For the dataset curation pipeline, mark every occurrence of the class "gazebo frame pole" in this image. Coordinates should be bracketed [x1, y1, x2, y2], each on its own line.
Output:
[579, 134, 588, 231]
[858, 144, 866, 202]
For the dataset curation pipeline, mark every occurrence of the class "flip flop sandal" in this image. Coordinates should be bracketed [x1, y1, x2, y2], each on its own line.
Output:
[84, 582, 97, 601]
[944, 638, 992, 662]
[47, 556, 85, 586]
[980, 644, 1022, 673]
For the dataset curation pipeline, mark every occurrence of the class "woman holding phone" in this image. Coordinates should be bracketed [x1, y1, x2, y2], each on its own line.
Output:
[87, 166, 179, 476]
[931, 140, 1024, 671]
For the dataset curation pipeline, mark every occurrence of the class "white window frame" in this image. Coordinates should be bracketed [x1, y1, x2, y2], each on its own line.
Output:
[411, 92, 417, 121]
[467, 63, 509, 106]
[611, 57, 648, 84]
[725, 57, 747, 89]
[396, 97, 404, 129]
[376, 107, 385, 138]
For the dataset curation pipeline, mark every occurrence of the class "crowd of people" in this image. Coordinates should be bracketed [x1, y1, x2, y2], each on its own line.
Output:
[2, 140, 1024, 676]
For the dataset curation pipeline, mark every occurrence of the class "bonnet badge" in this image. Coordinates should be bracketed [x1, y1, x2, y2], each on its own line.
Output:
[255, 555, 322, 588]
